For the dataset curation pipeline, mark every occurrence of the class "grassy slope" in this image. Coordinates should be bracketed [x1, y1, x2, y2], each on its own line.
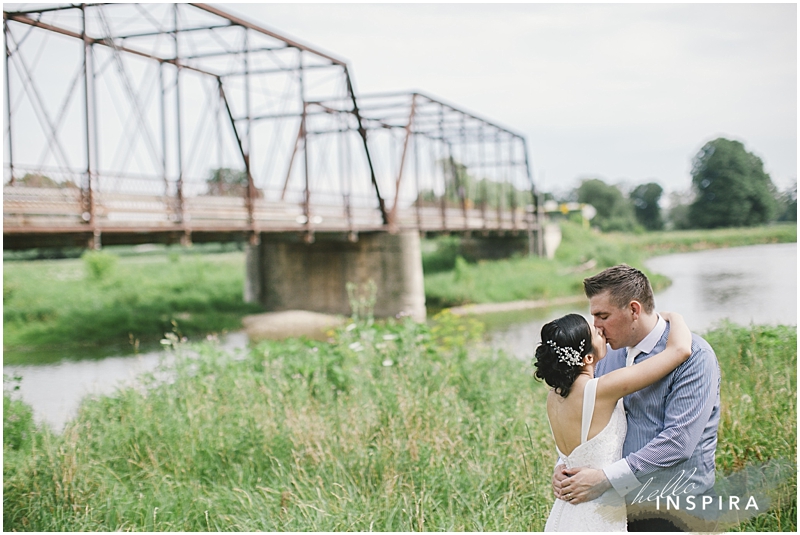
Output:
[424, 221, 658, 308]
[606, 223, 797, 255]
[3, 318, 795, 531]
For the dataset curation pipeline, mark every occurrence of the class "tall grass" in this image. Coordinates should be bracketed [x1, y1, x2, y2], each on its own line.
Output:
[3, 317, 795, 531]
[707, 323, 797, 532]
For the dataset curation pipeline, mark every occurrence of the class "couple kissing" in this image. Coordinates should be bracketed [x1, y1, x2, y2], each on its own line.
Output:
[536, 264, 721, 532]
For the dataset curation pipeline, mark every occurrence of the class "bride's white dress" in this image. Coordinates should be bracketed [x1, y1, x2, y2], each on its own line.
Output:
[544, 378, 628, 532]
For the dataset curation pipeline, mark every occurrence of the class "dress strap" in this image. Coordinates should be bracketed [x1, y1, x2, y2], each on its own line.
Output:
[580, 378, 599, 444]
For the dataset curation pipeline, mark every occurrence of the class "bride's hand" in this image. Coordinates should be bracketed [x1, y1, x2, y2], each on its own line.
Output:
[662, 312, 691, 359]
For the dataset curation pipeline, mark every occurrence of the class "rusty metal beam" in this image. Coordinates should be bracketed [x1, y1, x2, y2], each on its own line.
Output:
[183, 44, 286, 60]
[344, 65, 388, 227]
[4, 19, 14, 184]
[189, 3, 347, 67]
[3, 4, 102, 16]
[389, 92, 417, 220]
[81, 5, 96, 234]
[3, 12, 217, 78]
[217, 78, 250, 201]
[117, 23, 234, 40]
[360, 91, 526, 141]
[281, 119, 304, 201]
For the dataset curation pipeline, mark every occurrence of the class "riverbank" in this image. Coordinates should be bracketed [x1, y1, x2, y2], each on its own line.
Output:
[424, 222, 796, 308]
[606, 223, 797, 255]
[3, 222, 795, 364]
[3, 319, 795, 531]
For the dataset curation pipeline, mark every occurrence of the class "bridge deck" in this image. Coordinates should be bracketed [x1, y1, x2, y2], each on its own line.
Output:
[4, 187, 536, 248]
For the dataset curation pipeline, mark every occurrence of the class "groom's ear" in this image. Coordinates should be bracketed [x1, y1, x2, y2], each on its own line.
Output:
[629, 300, 642, 319]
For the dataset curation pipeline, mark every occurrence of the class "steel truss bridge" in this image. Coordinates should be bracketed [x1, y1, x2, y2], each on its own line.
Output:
[3, 3, 543, 252]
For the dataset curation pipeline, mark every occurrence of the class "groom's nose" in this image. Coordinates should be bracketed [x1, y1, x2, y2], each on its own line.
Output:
[595, 323, 605, 335]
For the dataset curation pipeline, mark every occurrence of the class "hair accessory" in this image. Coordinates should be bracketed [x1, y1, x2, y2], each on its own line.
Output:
[546, 339, 586, 366]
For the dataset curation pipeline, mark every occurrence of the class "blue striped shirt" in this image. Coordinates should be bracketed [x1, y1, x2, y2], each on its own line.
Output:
[597, 319, 721, 510]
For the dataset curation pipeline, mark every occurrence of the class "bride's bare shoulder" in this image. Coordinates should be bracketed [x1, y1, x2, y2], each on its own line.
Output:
[547, 377, 588, 407]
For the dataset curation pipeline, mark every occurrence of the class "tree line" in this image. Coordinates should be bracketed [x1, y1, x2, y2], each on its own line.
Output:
[568, 137, 796, 232]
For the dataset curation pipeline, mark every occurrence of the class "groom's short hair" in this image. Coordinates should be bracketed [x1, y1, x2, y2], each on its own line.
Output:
[583, 264, 655, 314]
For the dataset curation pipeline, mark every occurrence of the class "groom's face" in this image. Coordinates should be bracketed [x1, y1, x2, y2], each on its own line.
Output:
[589, 290, 635, 350]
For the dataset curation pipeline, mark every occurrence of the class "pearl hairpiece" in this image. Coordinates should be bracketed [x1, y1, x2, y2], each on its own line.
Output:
[546, 339, 586, 367]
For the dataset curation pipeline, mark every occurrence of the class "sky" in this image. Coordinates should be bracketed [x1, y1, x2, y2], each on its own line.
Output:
[224, 2, 797, 197]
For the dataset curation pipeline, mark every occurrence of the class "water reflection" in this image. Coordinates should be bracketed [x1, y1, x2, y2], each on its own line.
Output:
[645, 243, 796, 333]
[703, 272, 746, 306]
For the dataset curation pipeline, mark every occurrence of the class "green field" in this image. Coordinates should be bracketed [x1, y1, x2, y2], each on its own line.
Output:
[3, 317, 795, 531]
[3, 251, 263, 365]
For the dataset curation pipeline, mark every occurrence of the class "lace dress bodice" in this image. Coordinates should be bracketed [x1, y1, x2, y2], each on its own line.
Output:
[544, 378, 628, 532]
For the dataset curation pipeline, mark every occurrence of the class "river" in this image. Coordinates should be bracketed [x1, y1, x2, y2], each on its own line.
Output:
[479, 242, 796, 360]
[4, 242, 796, 432]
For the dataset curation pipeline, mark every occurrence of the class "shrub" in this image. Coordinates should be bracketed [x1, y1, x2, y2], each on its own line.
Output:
[82, 250, 118, 280]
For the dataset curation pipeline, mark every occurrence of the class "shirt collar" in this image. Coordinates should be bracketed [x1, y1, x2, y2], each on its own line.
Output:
[632, 314, 667, 356]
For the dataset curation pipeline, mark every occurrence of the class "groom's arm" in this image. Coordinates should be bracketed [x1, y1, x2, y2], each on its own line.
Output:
[603, 339, 719, 497]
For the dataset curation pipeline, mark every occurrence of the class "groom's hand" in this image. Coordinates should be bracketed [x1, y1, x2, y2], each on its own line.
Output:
[552, 463, 569, 498]
[560, 467, 612, 504]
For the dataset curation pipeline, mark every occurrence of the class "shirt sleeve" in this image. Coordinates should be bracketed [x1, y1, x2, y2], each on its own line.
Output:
[620, 341, 719, 493]
[603, 458, 641, 496]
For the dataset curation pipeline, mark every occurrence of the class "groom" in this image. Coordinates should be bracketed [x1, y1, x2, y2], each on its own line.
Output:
[554, 264, 721, 531]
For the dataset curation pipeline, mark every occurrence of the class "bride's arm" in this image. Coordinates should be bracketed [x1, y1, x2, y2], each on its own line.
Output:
[596, 312, 691, 402]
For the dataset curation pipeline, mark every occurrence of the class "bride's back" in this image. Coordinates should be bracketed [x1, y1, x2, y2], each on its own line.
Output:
[547, 375, 618, 457]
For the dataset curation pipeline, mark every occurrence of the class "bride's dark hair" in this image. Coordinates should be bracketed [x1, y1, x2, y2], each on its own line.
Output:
[534, 314, 592, 398]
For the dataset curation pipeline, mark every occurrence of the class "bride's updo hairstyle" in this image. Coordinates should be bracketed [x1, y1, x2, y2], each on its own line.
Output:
[534, 314, 592, 398]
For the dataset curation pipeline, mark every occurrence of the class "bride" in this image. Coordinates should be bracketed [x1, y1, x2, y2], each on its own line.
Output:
[534, 312, 691, 532]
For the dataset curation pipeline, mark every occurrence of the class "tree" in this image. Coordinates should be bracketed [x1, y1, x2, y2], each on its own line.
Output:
[688, 138, 777, 228]
[416, 158, 532, 210]
[206, 168, 261, 197]
[630, 182, 664, 231]
[15, 173, 78, 189]
[665, 190, 693, 230]
[776, 180, 797, 222]
[575, 178, 638, 232]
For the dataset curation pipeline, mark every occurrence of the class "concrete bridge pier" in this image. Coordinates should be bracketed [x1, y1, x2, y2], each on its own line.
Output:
[458, 234, 531, 261]
[245, 231, 426, 322]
